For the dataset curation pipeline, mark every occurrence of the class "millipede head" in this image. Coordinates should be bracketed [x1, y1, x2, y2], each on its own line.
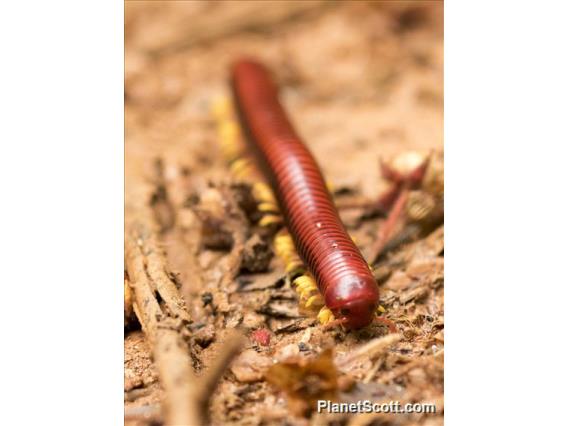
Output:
[325, 275, 380, 330]
[333, 298, 379, 330]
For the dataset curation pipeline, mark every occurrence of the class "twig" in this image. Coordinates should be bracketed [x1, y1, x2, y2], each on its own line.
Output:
[126, 216, 200, 426]
[215, 185, 249, 293]
[334, 197, 381, 211]
[196, 332, 245, 423]
[124, 403, 161, 422]
[378, 348, 443, 384]
[336, 334, 402, 370]
[161, 163, 206, 305]
[370, 188, 410, 264]
[141, 236, 192, 321]
[126, 175, 246, 425]
[363, 358, 384, 383]
[125, 169, 200, 425]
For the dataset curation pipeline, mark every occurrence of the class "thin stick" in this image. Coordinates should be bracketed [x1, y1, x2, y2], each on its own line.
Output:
[196, 332, 245, 423]
[126, 175, 245, 425]
[363, 358, 384, 383]
[336, 334, 402, 369]
[161, 161, 206, 304]
[370, 188, 410, 263]
[125, 164, 202, 424]
[378, 348, 444, 384]
[126, 222, 201, 426]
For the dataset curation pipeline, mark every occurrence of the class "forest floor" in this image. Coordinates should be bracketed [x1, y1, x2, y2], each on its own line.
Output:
[124, 2, 444, 425]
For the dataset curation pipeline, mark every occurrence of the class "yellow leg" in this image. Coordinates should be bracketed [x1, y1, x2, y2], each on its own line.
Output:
[258, 214, 283, 227]
[211, 96, 232, 120]
[293, 275, 317, 293]
[258, 201, 280, 213]
[326, 180, 334, 193]
[219, 120, 240, 142]
[317, 307, 335, 325]
[305, 294, 324, 308]
[285, 259, 304, 275]
[292, 274, 322, 306]
[252, 182, 277, 205]
[230, 158, 250, 174]
[219, 134, 244, 161]
[220, 146, 242, 163]
[274, 232, 295, 258]
[213, 96, 246, 163]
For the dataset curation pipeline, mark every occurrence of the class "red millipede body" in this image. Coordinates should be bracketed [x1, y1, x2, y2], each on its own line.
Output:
[231, 59, 379, 329]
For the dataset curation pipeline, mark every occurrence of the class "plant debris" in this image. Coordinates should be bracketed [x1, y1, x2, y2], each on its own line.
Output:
[240, 234, 274, 273]
[265, 348, 339, 416]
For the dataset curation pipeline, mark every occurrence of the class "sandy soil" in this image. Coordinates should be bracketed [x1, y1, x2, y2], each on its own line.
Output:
[125, 2, 443, 425]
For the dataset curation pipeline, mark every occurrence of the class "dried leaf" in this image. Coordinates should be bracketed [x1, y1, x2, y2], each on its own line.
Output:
[265, 348, 339, 416]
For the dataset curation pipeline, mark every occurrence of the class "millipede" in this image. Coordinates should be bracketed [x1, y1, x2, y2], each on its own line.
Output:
[213, 58, 392, 330]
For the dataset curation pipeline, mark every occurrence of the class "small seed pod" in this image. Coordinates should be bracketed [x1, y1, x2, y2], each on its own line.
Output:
[406, 190, 437, 222]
